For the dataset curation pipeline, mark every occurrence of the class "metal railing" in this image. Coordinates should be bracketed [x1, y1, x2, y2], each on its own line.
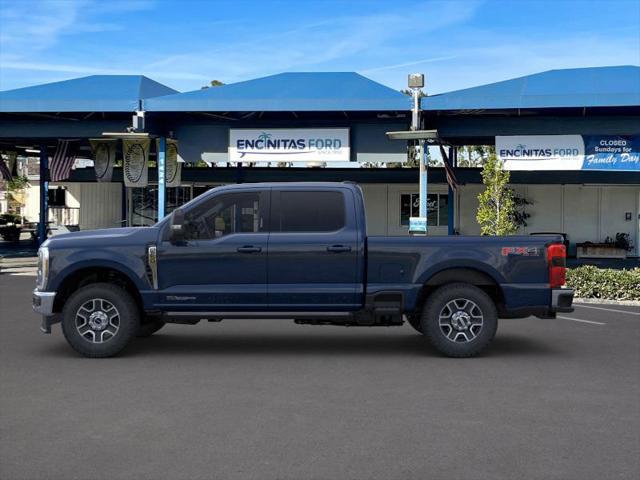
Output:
[48, 207, 79, 226]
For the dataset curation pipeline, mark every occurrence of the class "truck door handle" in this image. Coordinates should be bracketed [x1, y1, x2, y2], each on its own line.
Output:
[327, 245, 352, 253]
[237, 246, 262, 253]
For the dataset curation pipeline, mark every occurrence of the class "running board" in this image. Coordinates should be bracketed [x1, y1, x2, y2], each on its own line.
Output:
[160, 291, 405, 326]
[162, 311, 354, 322]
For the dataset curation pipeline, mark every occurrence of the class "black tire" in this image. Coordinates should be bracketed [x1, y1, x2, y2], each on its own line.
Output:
[137, 318, 166, 338]
[61, 283, 140, 358]
[406, 314, 423, 333]
[421, 283, 497, 358]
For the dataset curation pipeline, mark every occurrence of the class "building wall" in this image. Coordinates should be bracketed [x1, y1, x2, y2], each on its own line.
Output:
[75, 183, 122, 230]
[26, 180, 638, 256]
[22, 181, 122, 231]
[457, 183, 639, 255]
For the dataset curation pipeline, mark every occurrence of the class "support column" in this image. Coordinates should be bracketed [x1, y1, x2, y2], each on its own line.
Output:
[447, 146, 455, 235]
[38, 144, 48, 246]
[419, 140, 427, 218]
[157, 137, 166, 220]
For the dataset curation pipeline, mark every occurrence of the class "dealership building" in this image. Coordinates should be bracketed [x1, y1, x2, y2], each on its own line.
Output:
[0, 66, 639, 257]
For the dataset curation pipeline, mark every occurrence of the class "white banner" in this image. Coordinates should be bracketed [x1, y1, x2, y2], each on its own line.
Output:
[90, 139, 116, 182]
[166, 139, 181, 187]
[496, 135, 585, 170]
[229, 128, 350, 162]
[123, 138, 149, 187]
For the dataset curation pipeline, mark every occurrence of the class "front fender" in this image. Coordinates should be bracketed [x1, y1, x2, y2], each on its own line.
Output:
[48, 249, 149, 292]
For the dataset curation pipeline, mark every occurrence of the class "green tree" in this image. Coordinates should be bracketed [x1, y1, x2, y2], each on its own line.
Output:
[476, 153, 517, 235]
[458, 145, 495, 167]
[201, 79, 225, 89]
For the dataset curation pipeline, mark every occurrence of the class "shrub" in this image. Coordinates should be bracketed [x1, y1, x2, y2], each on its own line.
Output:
[566, 266, 640, 301]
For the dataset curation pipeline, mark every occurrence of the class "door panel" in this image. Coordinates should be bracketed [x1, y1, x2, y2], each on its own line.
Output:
[156, 189, 269, 311]
[267, 189, 362, 309]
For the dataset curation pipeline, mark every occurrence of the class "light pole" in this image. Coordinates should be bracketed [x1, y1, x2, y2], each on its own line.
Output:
[408, 73, 427, 234]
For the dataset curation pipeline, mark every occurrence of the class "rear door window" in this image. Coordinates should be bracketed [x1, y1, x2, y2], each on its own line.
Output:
[276, 191, 345, 232]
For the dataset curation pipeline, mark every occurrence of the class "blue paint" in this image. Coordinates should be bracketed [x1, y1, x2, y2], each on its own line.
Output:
[157, 137, 166, 219]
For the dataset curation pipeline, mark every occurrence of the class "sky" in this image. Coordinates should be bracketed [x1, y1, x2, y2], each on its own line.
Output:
[0, 0, 639, 94]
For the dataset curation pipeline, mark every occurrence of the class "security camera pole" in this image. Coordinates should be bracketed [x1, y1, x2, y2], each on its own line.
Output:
[408, 73, 427, 234]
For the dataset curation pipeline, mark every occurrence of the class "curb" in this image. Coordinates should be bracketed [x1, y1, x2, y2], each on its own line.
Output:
[574, 297, 640, 307]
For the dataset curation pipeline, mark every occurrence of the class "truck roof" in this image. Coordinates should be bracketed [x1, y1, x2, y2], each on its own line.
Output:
[214, 181, 361, 192]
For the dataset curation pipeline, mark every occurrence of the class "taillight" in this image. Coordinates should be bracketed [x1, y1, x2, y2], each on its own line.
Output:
[547, 243, 566, 288]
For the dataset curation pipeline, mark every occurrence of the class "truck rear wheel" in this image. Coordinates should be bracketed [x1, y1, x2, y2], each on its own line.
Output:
[421, 283, 497, 357]
[61, 283, 140, 358]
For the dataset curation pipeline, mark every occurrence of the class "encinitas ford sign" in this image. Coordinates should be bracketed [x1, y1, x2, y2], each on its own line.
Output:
[229, 128, 350, 162]
[496, 135, 585, 170]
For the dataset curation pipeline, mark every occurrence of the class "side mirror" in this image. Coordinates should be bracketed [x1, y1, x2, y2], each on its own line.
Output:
[170, 208, 186, 244]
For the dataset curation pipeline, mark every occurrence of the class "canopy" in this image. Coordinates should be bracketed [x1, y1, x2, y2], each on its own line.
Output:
[422, 65, 640, 111]
[0, 75, 178, 113]
[145, 72, 411, 112]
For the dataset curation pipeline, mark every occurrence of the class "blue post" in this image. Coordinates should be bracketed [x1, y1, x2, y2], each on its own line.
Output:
[157, 137, 166, 220]
[38, 145, 49, 246]
[447, 146, 455, 235]
[419, 140, 428, 219]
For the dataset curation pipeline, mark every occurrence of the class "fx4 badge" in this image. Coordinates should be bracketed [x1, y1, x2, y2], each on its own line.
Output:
[501, 246, 541, 256]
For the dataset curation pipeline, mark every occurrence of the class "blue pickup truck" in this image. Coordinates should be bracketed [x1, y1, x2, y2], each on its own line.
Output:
[33, 182, 573, 358]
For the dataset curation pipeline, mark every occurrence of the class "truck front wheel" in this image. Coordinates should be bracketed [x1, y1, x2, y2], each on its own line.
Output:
[61, 283, 140, 358]
[421, 283, 497, 358]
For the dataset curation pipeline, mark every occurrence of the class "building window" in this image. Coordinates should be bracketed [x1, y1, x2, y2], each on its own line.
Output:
[400, 193, 449, 227]
[48, 188, 66, 207]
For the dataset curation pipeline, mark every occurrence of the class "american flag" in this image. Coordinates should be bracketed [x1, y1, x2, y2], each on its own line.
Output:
[439, 145, 458, 190]
[49, 140, 78, 182]
[0, 157, 12, 181]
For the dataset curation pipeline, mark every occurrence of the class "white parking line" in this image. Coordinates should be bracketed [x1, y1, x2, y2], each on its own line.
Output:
[557, 316, 606, 326]
[574, 304, 640, 316]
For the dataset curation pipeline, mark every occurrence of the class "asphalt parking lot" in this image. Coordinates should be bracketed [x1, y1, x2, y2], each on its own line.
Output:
[1, 274, 638, 480]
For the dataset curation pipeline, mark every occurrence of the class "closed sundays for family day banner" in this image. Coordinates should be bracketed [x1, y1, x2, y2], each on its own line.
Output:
[229, 128, 350, 162]
[496, 135, 640, 171]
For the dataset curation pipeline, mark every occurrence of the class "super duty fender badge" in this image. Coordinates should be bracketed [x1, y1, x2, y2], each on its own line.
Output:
[501, 246, 541, 256]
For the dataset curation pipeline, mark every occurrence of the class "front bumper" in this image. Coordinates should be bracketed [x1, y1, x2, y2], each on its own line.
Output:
[551, 288, 574, 313]
[32, 290, 58, 333]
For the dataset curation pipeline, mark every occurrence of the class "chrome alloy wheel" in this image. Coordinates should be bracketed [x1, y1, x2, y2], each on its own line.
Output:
[75, 298, 120, 344]
[438, 298, 484, 343]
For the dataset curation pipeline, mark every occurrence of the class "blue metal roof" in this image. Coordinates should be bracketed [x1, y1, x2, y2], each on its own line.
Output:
[422, 66, 640, 111]
[145, 72, 411, 112]
[0, 75, 178, 113]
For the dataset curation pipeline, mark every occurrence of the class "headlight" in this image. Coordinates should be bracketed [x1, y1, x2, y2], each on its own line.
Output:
[36, 246, 49, 290]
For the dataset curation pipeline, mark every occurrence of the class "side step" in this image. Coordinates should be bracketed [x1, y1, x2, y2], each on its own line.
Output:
[159, 291, 405, 327]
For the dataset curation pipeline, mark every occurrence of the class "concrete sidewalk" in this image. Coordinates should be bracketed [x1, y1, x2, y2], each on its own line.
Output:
[0, 255, 37, 274]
